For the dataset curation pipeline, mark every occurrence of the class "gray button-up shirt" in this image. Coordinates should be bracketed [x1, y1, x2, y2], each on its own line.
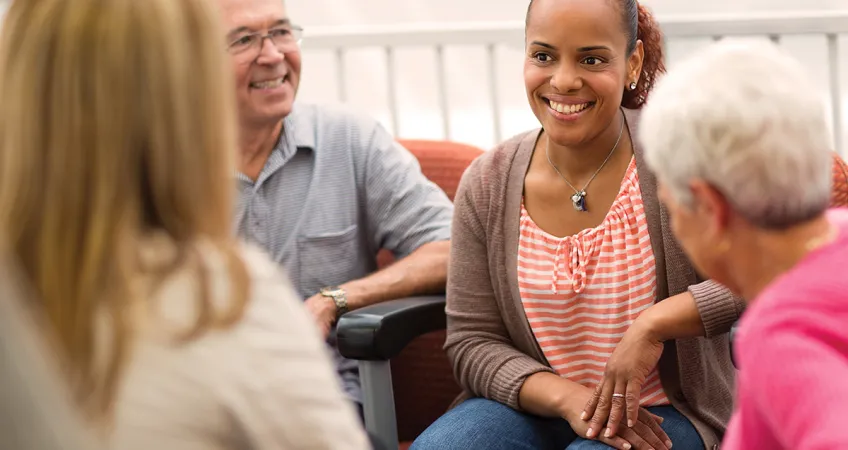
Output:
[235, 103, 454, 403]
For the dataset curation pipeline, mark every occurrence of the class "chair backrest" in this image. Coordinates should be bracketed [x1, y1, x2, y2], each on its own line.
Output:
[382, 139, 483, 444]
[375, 139, 483, 269]
[399, 139, 485, 201]
[832, 153, 848, 208]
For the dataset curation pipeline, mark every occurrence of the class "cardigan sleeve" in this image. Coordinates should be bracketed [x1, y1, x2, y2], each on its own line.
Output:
[688, 280, 746, 338]
[444, 160, 554, 410]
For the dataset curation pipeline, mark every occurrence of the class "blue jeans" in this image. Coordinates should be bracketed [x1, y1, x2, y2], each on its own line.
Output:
[410, 398, 705, 450]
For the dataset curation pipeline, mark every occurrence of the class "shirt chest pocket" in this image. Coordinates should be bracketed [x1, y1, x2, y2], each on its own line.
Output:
[297, 224, 363, 296]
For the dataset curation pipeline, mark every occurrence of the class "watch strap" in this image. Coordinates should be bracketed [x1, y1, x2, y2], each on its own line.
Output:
[320, 287, 349, 318]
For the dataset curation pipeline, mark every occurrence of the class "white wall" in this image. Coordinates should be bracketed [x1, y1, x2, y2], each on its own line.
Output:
[1, 1, 842, 152]
[290, 1, 848, 155]
[287, 0, 848, 26]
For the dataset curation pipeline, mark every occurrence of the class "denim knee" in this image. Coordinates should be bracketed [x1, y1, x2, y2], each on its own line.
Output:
[566, 438, 616, 449]
[565, 406, 704, 450]
[410, 397, 575, 450]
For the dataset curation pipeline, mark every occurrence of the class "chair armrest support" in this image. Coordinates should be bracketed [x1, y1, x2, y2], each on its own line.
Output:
[730, 321, 739, 368]
[337, 295, 447, 361]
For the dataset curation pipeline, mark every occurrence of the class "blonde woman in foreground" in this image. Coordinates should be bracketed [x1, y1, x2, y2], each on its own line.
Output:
[0, 0, 369, 449]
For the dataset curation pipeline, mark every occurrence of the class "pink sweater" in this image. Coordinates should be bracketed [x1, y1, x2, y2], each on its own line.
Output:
[723, 208, 848, 450]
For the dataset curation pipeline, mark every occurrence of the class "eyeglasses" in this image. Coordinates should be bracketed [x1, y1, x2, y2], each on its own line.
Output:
[227, 25, 304, 56]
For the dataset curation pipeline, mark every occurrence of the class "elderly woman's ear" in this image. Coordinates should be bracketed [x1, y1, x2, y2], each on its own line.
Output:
[830, 154, 848, 208]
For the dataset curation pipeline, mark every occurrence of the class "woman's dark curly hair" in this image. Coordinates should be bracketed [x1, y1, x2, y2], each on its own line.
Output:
[526, 0, 666, 109]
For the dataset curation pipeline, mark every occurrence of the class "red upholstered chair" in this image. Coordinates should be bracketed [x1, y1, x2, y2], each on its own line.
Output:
[337, 139, 484, 450]
[399, 139, 485, 199]
[374, 139, 484, 270]
[831, 153, 848, 207]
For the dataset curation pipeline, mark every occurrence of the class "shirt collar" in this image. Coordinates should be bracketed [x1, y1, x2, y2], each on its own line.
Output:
[286, 103, 316, 151]
[236, 105, 313, 186]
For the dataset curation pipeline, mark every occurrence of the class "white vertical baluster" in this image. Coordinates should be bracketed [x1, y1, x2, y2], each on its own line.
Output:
[335, 48, 347, 103]
[487, 43, 503, 145]
[434, 44, 451, 141]
[385, 46, 400, 136]
[828, 34, 844, 156]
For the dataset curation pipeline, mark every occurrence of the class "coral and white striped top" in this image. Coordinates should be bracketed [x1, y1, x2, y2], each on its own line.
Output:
[518, 157, 669, 407]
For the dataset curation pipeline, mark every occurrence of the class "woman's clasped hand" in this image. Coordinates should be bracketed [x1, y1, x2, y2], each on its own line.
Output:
[564, 383, 671, 450]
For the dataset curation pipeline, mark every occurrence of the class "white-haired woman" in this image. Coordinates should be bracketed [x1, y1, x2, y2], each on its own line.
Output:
[581, 40, 848, 450]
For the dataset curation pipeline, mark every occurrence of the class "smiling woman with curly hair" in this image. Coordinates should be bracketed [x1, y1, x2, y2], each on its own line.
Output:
[411, 1, 848, 450]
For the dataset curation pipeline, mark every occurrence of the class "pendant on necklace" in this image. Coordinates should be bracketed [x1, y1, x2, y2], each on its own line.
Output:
[571, 191, 587, 212]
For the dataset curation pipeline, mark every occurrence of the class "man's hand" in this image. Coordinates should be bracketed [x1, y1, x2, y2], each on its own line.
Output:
[303, 294, 337, 339]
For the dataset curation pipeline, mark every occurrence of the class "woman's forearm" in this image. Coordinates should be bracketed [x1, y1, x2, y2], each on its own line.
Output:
[518, 372, 588, 419]
[636, 291, 707, 342]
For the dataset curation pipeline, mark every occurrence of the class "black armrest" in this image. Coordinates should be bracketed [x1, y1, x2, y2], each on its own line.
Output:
[336, 295, 446, 361]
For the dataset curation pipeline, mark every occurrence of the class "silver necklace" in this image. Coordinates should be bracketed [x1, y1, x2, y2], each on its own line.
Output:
[545, 114, 625, 212]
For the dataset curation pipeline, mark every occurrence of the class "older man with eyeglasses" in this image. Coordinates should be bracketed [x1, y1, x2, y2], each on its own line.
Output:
[217, 0, 454, 419]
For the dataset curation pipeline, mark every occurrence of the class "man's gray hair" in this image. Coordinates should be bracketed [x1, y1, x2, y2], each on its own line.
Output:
[640, 39, 833, 229]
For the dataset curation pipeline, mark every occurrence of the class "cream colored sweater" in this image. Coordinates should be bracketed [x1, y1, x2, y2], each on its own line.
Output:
[109, 243, 369, 450]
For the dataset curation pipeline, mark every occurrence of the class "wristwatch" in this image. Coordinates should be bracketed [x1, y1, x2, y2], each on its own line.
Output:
[319, 286, 349, 319]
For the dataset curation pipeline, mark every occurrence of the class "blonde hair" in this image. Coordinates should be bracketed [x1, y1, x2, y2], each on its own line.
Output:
[0, 0, 249, 422]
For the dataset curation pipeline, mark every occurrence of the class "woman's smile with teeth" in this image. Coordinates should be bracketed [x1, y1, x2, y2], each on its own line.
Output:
[548, 100, 592, 114]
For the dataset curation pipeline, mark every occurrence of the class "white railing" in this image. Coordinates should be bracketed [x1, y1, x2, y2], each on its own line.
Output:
[299, 11, 848, 155]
